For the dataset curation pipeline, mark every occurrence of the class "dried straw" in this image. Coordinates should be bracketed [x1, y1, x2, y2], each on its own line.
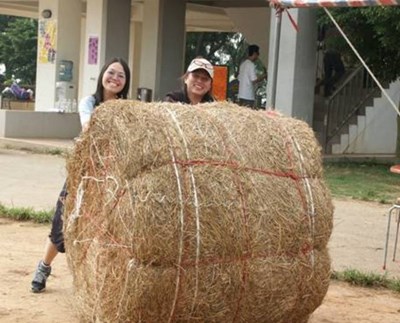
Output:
[64, 100, 333, 323]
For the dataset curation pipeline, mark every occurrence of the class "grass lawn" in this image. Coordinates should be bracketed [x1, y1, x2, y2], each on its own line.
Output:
[0, 203, 53, 223]
[324, 161, 400, 204]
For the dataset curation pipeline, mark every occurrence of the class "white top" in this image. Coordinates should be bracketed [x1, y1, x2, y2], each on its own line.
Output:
[78, 95, 96, 127]
[238, 59, 257, 100]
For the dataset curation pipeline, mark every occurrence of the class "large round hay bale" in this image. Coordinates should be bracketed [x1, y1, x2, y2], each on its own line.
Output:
[64, 101, 333, 323]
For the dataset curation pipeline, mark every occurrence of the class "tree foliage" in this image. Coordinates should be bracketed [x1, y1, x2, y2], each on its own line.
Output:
[185, 32, 247, 78]
[0, 17, 38, 84]
[317, 7, 400, 83]
[0, 15, 16, 31]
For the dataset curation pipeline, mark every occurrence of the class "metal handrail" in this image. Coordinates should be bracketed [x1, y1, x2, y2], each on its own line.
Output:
[328, 65, 364, 100]
[323, 65, 379, 153]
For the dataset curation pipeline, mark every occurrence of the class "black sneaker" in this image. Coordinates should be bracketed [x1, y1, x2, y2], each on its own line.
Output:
[31, 260, 51, 293]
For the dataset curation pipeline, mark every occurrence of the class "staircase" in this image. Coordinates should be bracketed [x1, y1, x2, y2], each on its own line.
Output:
[313, 65, 397, 155]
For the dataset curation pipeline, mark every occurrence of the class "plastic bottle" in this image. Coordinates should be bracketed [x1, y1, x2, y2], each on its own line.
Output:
[66, 99, 72, 113]
[72, 99, 77, 113]
[59, 99, 66, 113]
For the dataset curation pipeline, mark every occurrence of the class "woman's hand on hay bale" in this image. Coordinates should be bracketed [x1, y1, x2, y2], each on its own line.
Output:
[81, 122, 89, 133]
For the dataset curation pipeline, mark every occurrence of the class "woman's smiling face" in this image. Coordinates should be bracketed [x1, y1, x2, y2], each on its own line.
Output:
[184, 69, 212, 99]
[102, 62, 127, 97]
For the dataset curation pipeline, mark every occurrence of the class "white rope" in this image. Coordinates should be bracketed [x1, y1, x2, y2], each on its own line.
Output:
[117, 258, 136, 320]
[167, 139, 185, 323]
[67, 175, 120, 231]
[166, 108, 201, 318]
[104, 175, 119, 206]
[323, 7, 400, 117]
[291, 137, 315, 266]
[67, 180, 84, 231]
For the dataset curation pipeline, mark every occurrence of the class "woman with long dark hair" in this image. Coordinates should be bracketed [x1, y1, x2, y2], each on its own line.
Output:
[31, 57, 131, 293]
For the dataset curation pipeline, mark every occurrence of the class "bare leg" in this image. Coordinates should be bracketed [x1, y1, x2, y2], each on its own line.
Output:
[32, 182, 66, 293]
[42, 238, 59, 265]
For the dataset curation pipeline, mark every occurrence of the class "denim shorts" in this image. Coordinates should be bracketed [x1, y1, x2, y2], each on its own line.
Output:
[49, 182, 67, 253]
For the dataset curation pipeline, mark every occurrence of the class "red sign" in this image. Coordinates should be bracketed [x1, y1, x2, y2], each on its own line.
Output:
[212, 66, 228, 101]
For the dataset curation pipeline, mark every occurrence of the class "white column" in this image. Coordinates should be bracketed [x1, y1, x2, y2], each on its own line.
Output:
[139, 0, 186, 100]
[139, 0, 161, 99]
[35, 0, 81, 111]
[267, 9, 317, 125]
[81, 0, 131, 98]
[80, 0, 107, 98]
[130, 21, 143, 99]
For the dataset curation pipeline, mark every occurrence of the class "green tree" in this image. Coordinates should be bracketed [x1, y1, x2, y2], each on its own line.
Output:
[317, 7, 400, 83]
[0, 17, 38, 84]
[185, 32, 247, 79]
[0, 15, 15, 31]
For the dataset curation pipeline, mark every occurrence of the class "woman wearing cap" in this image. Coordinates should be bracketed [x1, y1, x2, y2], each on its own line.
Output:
[164, 57, 215, 104]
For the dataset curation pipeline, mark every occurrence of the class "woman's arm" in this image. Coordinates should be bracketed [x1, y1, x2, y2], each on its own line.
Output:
[78, 96, 96, 131]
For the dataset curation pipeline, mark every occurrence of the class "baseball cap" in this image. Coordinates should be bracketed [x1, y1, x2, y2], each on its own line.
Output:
[187, 58, 214, 79]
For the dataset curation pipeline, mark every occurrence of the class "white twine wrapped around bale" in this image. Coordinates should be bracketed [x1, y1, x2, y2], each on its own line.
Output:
[64, 100, 333, 323]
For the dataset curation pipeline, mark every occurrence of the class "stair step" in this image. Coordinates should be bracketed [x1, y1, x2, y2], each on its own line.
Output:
[348, 125, 358, 150]
[357, 115, 366, 132]
[358, 106, 366, 116]
[339, 133, 349, 152]
[312, 65, 397, 155]
[329, 135, 340, 145]
[348, 114, 358, 125]
[331, 143, 342, 154]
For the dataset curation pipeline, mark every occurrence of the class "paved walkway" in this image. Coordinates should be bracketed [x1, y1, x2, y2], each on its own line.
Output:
[0, 137, 399, 279]
[0, 148, 65, 210]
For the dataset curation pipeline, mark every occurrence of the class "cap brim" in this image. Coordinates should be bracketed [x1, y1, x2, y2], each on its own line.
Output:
[191, 67, 212, 77]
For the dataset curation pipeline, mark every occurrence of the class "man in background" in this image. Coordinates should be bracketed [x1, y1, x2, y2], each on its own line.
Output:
[238, 44, 267, 108]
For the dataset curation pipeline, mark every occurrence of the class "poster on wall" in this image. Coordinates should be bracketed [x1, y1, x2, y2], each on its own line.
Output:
[88, 36, 99, 65]
[38, 19, 57, 64]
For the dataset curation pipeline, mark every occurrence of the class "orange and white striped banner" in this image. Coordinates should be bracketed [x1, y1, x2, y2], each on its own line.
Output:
[271, 0, 400, 8]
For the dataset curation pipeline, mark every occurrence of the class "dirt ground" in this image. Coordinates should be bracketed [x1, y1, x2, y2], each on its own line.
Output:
[0, 217, 399, 323]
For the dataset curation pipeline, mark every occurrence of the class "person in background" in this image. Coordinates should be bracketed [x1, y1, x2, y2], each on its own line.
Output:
[323, 48, 345, 97]
[31, 57, 131, 293]
[2, 83, 34, 100]
[164, 57, 215, 104]
[238, 44, 267, 108]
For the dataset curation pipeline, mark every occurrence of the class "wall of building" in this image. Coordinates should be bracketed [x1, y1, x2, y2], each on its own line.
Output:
[35, 0, 81, 111]
[0, 110, 81, 139]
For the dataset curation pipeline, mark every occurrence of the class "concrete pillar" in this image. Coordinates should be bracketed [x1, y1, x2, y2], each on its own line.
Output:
[130, 4, 143, 99]
[105, 0, 131, 61]
[139, 0, 186, 100]
[35, 0, 81, 111]
[81, 0, 131, 97]
[130, 21, 142, 99]
[267, 9, 317, 126]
